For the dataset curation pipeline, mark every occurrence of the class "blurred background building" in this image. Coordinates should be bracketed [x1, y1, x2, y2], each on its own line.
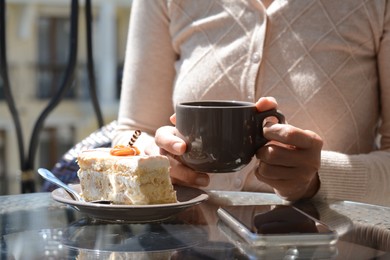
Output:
[0, 0, 132, 194]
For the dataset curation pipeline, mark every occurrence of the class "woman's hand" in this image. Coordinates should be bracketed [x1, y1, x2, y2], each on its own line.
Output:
[154, 116, 210, 187]
[255, 97, 323, 201]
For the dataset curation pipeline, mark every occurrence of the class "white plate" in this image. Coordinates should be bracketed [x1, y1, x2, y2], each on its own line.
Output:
[52, 184, 208, 222]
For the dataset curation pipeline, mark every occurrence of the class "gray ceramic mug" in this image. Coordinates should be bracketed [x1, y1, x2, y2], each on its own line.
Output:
[175, 100, 285, 173]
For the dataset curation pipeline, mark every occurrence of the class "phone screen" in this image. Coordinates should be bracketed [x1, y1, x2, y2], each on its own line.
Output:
[221, 205, 333, 235]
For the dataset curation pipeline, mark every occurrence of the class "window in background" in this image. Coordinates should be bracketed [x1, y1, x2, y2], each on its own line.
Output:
[36, 16, 88, 100]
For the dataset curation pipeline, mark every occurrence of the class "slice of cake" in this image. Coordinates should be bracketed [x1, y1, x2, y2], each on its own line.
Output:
[77, 148, 177, 205]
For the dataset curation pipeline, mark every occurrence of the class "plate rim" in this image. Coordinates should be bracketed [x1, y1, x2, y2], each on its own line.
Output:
[51, 184, 209, 210]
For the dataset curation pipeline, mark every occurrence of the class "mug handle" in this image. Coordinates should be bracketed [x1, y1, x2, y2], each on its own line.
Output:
[256, 109, 285, 148]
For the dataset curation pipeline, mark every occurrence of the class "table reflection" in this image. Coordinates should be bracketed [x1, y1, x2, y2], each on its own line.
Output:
[1, 191, 390, 259]
[64, 218, 207, 252]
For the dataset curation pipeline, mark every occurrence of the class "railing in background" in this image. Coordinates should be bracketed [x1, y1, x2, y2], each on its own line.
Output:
[0, 0, 104, 193]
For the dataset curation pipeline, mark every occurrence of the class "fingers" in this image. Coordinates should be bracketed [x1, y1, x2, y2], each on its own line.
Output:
[256, 143, 320, 170]
[155, 126, 186, 155]
[256, 159, 310, 182]
[155, 125, 210, 187]
[256, 97, 284, 126]
[256, 164, 320, 201]
[255, 163, 318, 201]
[255, 121, 323, 201]
[262, 122, 323, 150]
[170, 113, 176, 125]
[257, 122, 322, 171]
[167, 155, 210, 187]
[255, 97, 278, 112]
[143, 143, 161, 156]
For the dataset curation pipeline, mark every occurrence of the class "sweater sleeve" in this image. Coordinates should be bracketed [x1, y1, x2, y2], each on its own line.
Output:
[316, 2, 390, 207]
[113, 0, 176, 151]
[316, 151, 390, 206]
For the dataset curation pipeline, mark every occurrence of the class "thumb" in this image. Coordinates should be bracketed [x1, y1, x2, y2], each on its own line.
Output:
[255, 97, 278, 112]
[170, 113, 176, 125]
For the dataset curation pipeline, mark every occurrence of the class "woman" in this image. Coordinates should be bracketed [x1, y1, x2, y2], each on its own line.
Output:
[113, 0, 390, 206]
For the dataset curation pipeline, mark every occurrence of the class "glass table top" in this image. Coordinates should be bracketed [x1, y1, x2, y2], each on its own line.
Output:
[1, 190, 389, 259]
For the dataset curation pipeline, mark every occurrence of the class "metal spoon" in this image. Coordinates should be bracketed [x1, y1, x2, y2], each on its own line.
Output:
[37, 168, 111, 204]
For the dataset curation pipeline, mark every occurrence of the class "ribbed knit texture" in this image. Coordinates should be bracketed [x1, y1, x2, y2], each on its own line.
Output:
[318, 151, 368, 202]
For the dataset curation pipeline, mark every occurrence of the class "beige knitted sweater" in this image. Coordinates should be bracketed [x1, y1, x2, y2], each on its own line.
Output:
[114, 0, 390, 206]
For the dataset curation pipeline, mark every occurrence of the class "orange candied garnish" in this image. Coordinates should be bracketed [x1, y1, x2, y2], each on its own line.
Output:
[110, 145, 140, 156]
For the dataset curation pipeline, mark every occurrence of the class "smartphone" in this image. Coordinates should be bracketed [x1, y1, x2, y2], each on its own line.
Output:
[217, 221, 338, 259]
[217, 204, 338, 247]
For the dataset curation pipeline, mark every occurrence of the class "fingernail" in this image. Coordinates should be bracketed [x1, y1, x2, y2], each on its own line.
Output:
[195, 175, 209, 186]
[173, 142, 184, 153]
